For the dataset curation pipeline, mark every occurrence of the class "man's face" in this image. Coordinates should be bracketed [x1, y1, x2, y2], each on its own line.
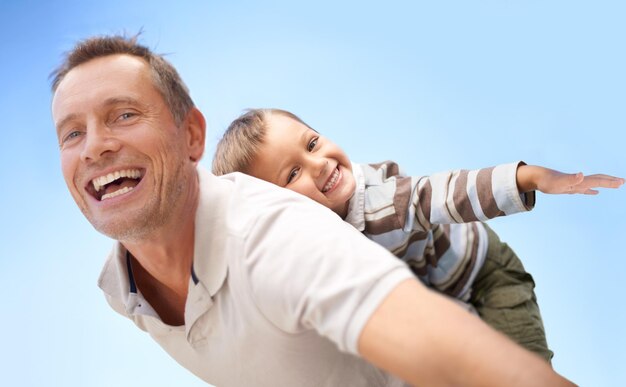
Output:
[52, 54, 194, 241]
[248, 114, 356, 218]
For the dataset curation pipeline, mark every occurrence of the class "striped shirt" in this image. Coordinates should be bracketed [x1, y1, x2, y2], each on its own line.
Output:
[344, 161, 535, 301]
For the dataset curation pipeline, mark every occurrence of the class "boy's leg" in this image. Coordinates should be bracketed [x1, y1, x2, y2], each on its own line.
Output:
[469, 224, 554, 363]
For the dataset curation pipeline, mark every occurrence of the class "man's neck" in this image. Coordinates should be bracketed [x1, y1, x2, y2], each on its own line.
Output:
[124, 217, 196, 297]
[121, 176, 200, 325]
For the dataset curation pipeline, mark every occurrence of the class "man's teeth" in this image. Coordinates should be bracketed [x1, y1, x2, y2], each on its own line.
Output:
[322, 168, 340, 193]
[92, 169, 141, 192]
[101, 186, 134, 201]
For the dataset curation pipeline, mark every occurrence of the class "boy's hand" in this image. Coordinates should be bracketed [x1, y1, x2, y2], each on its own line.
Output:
[517, 165, 625, 195]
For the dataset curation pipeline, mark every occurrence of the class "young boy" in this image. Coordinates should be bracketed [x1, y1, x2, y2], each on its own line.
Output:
[212, 108, 624, 362]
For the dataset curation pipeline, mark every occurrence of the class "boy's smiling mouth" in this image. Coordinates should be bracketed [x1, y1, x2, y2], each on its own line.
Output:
[322, 167, 341, 193]
[87, 168, 144, 201]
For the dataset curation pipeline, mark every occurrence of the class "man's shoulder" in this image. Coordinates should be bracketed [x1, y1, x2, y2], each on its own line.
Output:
[198, 167, 340, 235]
[216, 170, 297, 199]
[209, 169, 325, 214]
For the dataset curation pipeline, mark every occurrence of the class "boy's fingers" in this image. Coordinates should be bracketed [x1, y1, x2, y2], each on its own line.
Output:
[583, 188, 599, 195]
[571, 172, 584, 185]
[562, 172, 584, 193]
[584, 174, 625, 188]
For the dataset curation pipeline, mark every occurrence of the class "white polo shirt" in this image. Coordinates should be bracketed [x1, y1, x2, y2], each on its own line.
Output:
[98, 167, 413, 387]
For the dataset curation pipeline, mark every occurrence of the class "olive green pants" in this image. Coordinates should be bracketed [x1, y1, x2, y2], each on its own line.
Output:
[469, 225, 554, 363]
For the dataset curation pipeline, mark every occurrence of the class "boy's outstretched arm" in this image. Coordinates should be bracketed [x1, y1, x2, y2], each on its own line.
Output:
[517, 165, 624, 195]
[359, 279, 576, 387]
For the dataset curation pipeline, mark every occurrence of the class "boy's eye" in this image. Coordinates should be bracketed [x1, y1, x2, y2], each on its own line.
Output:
[307, 137, 318, 152]
[287, 168, 300, 184]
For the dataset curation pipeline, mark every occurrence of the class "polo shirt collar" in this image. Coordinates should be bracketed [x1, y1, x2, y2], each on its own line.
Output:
[96, 242, 158, 318]
[97, 166, 230, 346]
[184, 167, 230, 346]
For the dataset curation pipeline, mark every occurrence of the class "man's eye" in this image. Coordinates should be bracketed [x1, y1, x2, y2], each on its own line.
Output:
[287, 168, 300, 184]
[307, 137, 318, 152]
[118, 112, 135, 121]
[62, 130, 82, 144]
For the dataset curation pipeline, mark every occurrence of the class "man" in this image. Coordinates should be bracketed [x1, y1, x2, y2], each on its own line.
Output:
[51, 34, 574, 386]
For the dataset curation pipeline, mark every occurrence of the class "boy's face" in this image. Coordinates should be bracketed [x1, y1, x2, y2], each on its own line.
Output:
[248, 114, 356, 218]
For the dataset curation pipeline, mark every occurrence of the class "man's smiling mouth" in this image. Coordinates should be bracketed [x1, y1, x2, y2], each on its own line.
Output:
[88, 169, 143, 201]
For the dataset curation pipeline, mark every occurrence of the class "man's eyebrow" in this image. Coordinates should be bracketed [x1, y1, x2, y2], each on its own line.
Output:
[55, 97, 145, 134]
[102, 96, 144, 108]
[55, 113, 78, 134]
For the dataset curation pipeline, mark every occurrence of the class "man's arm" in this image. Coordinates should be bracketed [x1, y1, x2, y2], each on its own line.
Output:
[359, 279, 575, 387]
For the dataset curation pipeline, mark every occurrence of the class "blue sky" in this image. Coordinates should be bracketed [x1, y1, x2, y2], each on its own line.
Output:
[1, 1, 624, 386]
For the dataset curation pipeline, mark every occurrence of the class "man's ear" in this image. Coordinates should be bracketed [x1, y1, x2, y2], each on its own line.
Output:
[184, 107, 206, 164]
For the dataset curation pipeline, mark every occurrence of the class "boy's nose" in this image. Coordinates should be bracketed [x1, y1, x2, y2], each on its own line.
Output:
[310, 156, 328, 179]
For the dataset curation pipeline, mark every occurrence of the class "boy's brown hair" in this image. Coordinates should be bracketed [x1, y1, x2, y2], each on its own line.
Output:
[212, 108, 312, 175]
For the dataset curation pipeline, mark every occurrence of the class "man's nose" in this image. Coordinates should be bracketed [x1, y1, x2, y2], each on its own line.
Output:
[80, 123, 121, 162]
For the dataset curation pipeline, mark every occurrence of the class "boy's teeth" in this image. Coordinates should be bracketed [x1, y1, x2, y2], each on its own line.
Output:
[101, 186, 134, 200]
[92, 169, 141, 192]
[322, 168, 340, 193]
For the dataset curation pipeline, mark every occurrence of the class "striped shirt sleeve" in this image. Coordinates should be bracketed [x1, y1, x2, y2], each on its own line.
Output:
[405, 161, 533, 233]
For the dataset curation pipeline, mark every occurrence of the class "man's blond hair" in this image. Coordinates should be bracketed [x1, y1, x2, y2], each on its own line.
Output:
[51, 33, 194, 126]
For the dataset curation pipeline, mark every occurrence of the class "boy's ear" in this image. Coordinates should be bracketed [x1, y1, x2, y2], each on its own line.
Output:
[184, 107, 206, 164]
